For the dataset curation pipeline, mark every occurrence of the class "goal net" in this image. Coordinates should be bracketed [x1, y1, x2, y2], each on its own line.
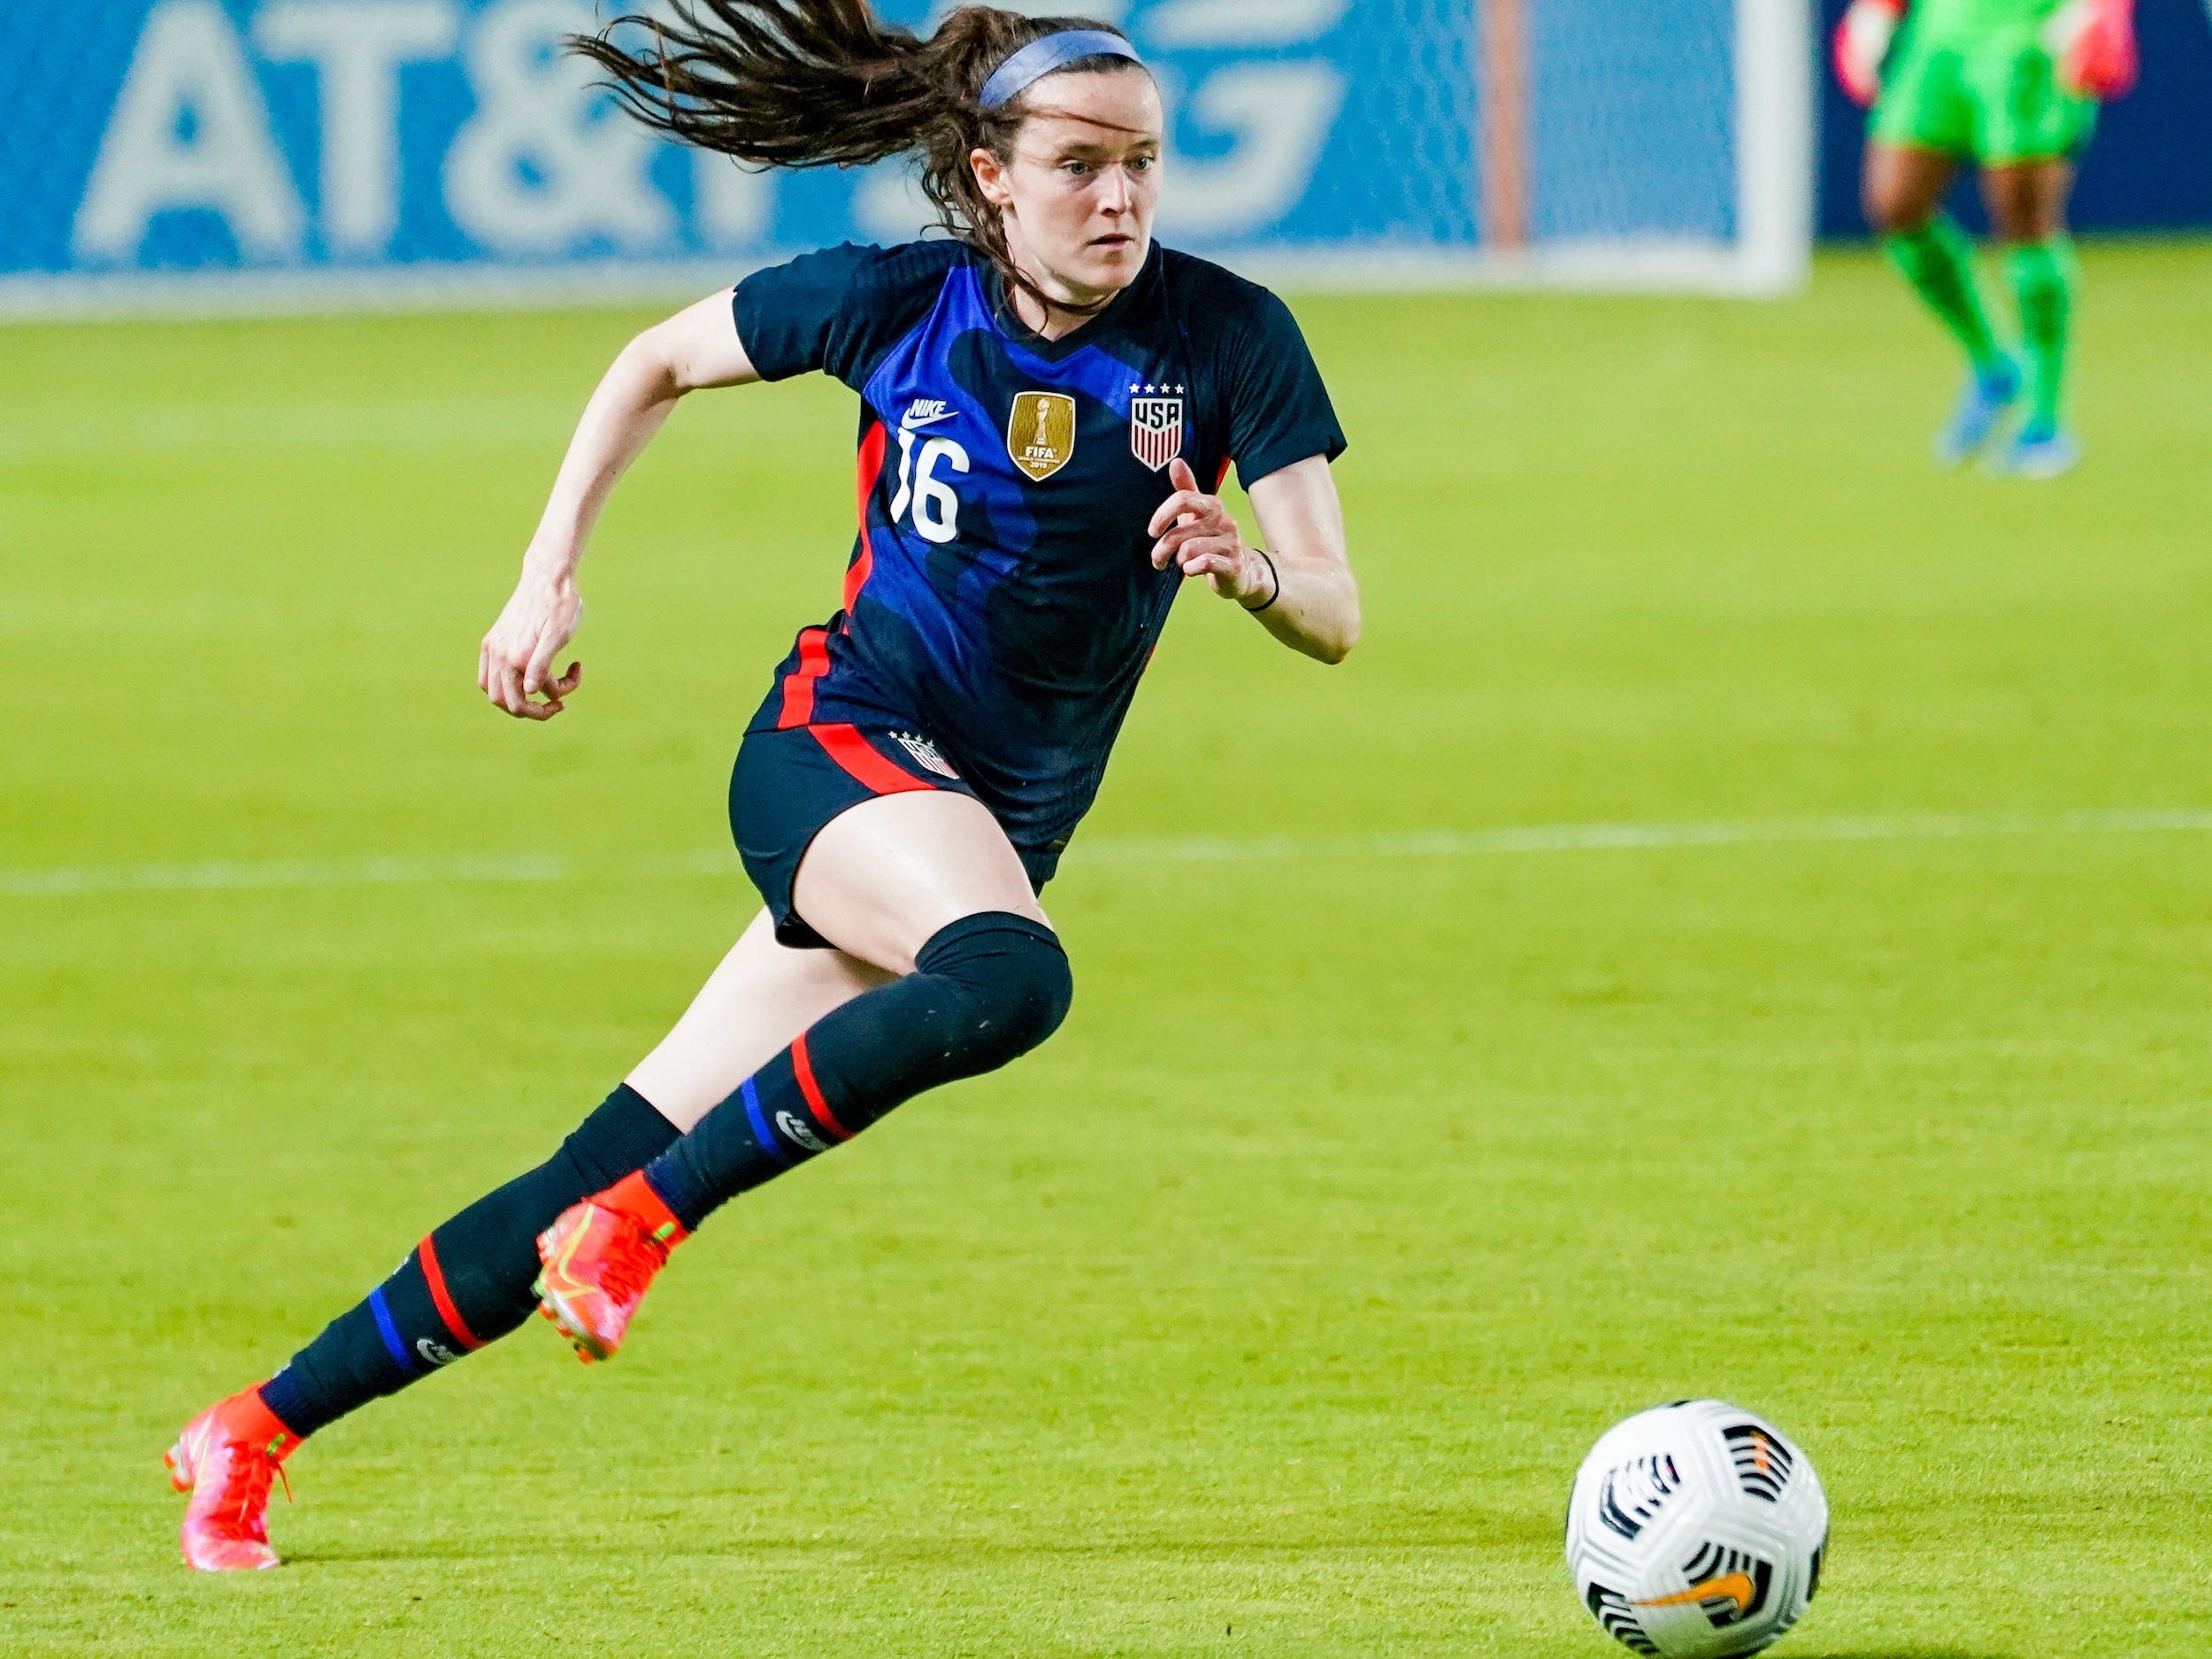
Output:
[0, 0, 1811, 317]
[1148, 0, 1810, 295]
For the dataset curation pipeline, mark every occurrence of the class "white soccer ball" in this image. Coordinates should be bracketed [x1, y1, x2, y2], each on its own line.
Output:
[1564, 1400, 1828, 1657]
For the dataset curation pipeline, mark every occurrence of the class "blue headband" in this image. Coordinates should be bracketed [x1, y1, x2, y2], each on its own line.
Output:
[978, 29, 1143, 111]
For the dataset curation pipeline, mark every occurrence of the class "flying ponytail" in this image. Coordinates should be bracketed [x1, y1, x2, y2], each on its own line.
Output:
[571, 1, 1150, 314]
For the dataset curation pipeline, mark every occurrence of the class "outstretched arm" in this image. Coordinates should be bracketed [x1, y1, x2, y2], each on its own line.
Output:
[1148, 453, 1358, 664]
[479, 289, 759, 719]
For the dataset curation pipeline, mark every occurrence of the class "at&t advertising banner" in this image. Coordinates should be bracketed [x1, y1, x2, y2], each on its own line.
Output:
[0, 0, 1764, 311]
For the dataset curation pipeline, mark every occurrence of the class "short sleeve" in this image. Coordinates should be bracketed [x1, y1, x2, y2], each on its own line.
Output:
[732, 242, 902, 387]
[1223, 288, 1348, 486]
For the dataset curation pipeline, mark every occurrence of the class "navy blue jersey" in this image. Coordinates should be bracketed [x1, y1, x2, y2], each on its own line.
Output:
[733, 238, 1345, 854]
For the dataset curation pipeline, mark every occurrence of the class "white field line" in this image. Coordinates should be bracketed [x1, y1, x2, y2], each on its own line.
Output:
[0, 398, 566, 462]
[4, 808, 2210, 902]
[0, 397, 752, 463]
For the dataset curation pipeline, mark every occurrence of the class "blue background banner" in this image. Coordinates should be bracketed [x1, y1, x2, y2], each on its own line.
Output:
[0, 0, 1754, 298]
[12, 0, 2193, 303]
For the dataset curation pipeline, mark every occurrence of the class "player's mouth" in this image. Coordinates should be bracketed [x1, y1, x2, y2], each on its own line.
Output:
[1089, 233, 1136, 251]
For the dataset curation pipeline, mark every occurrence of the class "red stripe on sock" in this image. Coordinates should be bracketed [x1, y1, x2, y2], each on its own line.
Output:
[790, 1031, 852, 1141]
[417, 1234, 485, 1351]
[809, 723, 934, 796]
[776, 626, 832, 729]
[843, 420, 887, 614]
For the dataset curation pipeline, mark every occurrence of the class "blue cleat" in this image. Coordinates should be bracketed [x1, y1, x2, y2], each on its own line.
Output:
[1934, 357, 2021, 467]
[1987, 422, 2081, 480]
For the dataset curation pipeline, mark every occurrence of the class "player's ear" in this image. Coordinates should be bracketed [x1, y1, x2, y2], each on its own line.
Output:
[971, 146, 1014, 210]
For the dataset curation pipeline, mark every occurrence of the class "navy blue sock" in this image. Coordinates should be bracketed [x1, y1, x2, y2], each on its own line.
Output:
[258, 1084, 679, 1440]
[643, 913, 1072, 1232]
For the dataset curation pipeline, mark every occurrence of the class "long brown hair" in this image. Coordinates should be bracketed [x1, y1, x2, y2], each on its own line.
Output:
[571, 1, 1151, 315]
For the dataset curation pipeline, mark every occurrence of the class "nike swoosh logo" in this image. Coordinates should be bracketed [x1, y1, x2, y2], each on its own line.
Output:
[901, 410, 956, 429]
[1636, 1572, 1755, 1614]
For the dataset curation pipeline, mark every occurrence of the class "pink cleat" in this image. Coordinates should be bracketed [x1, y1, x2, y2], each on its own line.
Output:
[165, 1386, 297, 1571]
[534, 1171, 688, 1363]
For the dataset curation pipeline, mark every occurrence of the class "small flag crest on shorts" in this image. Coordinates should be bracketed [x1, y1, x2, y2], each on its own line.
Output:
[1129, 396, 1183, 472]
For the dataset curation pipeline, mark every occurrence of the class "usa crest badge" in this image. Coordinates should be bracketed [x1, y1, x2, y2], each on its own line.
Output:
[889, 731, 959, 780]
[1129, 393, 1184, 472]
[1007, 391, 1076, 481]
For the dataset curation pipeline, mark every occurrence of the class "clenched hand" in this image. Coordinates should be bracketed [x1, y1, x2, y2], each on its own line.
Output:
[478, 575, 583, 720]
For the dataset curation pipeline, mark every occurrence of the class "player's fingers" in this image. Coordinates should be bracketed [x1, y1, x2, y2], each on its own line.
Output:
[1168, 456, 1199, 496]
[1176, 505, 1233, 541]
[523, 631, 564, 696]
[1150, 522, 1197, 567]
[1152, 507, 1226, 556]
[546, 660, 583, 698]
[1147, 488, 1204, 538]
[478, 641, 492, 695]
[495, 659, 530, 716]
[1177, 539, 1238, 577]
[1153, 513, 1232, 565]
[482, 634, 518, 696]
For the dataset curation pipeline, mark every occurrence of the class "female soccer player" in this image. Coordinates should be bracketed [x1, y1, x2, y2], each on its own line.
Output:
[1836, 0, 2137, 474]
[163, 0, 1356, 1571]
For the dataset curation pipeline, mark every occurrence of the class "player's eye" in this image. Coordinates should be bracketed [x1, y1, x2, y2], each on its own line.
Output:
[1128, 155, 1155, 173]
[1060, 159, 1091, 177]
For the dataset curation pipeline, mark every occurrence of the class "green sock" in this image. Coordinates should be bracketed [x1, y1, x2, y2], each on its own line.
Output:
[1884, 216, 2008, 377]
[2001, 236, 2078, 434]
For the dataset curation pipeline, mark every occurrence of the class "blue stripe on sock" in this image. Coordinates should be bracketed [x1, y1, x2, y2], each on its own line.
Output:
[368, 1287, 421, 1377]
[741, 1076, 791, 1165]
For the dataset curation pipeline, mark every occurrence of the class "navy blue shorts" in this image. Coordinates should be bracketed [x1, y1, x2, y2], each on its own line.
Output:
[730, 722, 1060, 949]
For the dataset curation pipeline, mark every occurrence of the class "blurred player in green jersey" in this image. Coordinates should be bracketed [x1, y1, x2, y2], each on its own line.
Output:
[1835, 0, 2137, 475]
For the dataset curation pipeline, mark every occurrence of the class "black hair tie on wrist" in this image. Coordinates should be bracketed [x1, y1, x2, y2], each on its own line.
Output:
[1242, 549, 1280, 613]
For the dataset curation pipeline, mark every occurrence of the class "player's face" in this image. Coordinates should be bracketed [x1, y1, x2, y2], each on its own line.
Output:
[974, 71, 1164, 308]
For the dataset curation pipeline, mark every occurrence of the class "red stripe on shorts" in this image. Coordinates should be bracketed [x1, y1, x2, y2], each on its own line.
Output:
[776, 626, 832, 729]
[789, 1031, 852, 1141]
[808, 723, 935, 797]
[417, 1234, 485, 1351]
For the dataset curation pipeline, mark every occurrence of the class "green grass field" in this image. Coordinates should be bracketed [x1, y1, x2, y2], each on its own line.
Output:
[4, 244, 2210, 1657]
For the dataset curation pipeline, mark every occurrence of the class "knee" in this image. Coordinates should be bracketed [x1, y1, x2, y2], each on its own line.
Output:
[1986, 195, 2057, 246]
[1863, 176, 1924, 235]
[918, 912, 1074, 1067]
[1862, 150, 1941, 235]
[987, 933, 1073, 1059]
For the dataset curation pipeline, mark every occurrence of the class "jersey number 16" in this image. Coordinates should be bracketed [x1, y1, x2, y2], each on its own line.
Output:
[888, 429, 969, 545]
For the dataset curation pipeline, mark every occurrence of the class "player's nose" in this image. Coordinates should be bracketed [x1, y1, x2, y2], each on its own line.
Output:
[1095, 165, 1134, 213]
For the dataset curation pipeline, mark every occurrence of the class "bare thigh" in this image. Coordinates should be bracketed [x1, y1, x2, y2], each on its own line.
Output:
[1980, 157, 2073, 242]
[626, 907, 894, 1131]
[794, 789, 1048, 976]
[1863, 141, 1959, 233]
[627, 794, 1045, 1127]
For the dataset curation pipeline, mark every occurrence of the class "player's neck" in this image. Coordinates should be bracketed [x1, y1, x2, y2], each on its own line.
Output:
[1004, 278, 1107, 342]
[999, 236, 1122, 342]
